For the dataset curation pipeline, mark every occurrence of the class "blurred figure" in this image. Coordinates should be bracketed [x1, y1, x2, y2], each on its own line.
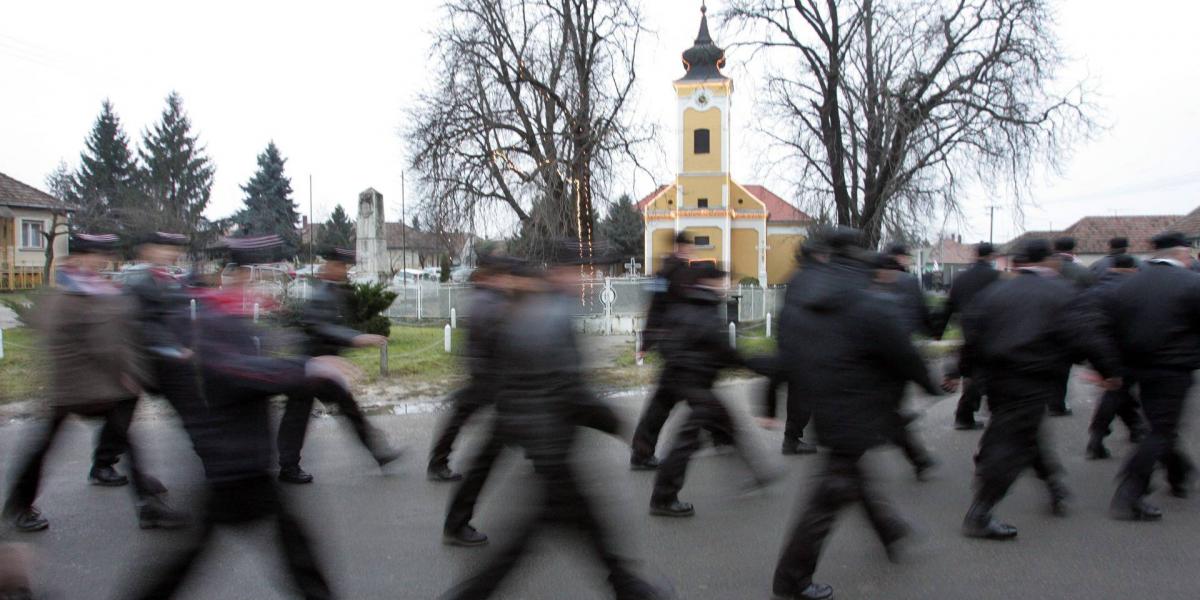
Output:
[2, 234, 184, 533]
[440, 242, 670, 600]
[883, 243, 935, 337]
[117, 235, 334, 599]
[1046, 236, 1096, 417]
[870, 254, 937, 481]
[1081, 254, 1147, 460]
[935, 242, 1001, 430]
[0, 539, 33, 600]
[427, 253, 517, 483]
[648, 262, 776, 517]
[956, 239, 1120, 540]
[631, 231, 732, 470]
[276, 247, 401, 484]
[1089, 236, 1138, 277]
[1103, 232, 1200, 521]
[771, 229, 940, 600]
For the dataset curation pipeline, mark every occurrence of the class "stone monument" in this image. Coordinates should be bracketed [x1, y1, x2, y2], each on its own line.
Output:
[356, 187, 387, 280]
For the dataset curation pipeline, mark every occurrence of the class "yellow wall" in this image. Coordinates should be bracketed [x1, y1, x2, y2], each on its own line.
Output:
[730, 228, 759, 283]
[647, 184, 677, 211]
[683, 227, 723, 267]
[7, 208, 69, 267]
[677, 175, 725, 209]
[730, 182, 766, 212]
[683, 107, 722, 173]
[766, 234, 804, 284]
[650, 228, 677, 273]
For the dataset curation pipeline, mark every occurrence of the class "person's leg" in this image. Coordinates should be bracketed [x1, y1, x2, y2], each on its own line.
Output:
[1047, 369, 1071, 416]
[954, 377, 984, 428]
[964, 387, 1042, 537]
[444, 427, 504, 543]
[3, 409, 68, 525]
[650, 394, 705, 513]
[316, 377, 397, 465]
[428, 384, 488, 475]
[117, 518, 216, 600]
[156, 359, 208, 457]
[93, 402, 128, 474]
[1112, 371, 1190, 518]
[1029, 418, 1069, 514]
[853, 453, 910, 555]
[1115, 381, 1148, 442]
[631, 378, 677, 464]
[275, 490, 334, 600]
[891, 409, 934, 476]
[440, 473, 542, 600]
[277, 392, 315, 470]
[782, 377, 816, 454]
[771, 452, 855, 599]
[1087, 386, 1124, 458]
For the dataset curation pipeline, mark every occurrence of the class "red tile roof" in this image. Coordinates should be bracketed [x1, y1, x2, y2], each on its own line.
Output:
[0, 171, 74, 211]
[1001, 214, 1186, 255]
[636, 184, 669, 210]
[635, 183, 811, 223]
[1166, 206, 1200, 239]
[928, 237, 977, 265]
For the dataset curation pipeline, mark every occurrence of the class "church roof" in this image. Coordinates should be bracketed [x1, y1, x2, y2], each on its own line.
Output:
[677, 2, 729, 83]
[636, 183, 811, 224]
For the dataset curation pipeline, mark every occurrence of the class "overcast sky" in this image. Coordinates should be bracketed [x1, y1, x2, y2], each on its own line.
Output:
[2, 0, 1199, 244]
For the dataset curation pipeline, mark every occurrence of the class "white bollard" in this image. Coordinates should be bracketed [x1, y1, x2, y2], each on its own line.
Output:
[444, 324, 452, 353]
[190, 299, 197, 321]
[766, 312, 773, 338]
[451, 307, 457, 329]
[729, 321, 737, 349]
[253, 303, 261, 323]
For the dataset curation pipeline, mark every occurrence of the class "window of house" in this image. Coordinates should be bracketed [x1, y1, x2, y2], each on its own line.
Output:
[694, 235, 711, 247]
[21, 220, 45, 249]
[697, 198, 709, 208]
[694, 128, 711, 154]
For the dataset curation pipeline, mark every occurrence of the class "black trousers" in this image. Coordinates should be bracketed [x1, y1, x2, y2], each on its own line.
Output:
[1089, 377, 1146, 439]
[651, 386, 765, 505]
[428, 381, 493, 472]
[1047, 369, 1070, 414]
[444, 421, 504, 534]
[631, 372, 733, 461]
[277, 377, 382, 468]
[4, 399, 155, 516]
[890, 410, 931, 467]
[763, 373, 813, 443]
[972, 376, 1062, 508]
[1115, 370, 1195, 505]
[95, 359, 208, 467]
[954, 376, 985, 426]
[772, 450, 907, 597]
[119, 475, 332, 600]
[440, 456, 650, 600]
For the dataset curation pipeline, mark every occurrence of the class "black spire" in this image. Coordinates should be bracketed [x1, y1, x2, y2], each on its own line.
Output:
[679, 1, 728, 83]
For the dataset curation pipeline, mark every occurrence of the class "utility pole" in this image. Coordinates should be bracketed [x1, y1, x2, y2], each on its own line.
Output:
[986, 205, 999, 244]
[309, 174, 314, 265]
[401, 170, 407, 286]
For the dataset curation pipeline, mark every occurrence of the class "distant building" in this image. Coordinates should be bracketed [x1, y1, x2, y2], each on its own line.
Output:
[636, 5, 810, 285]
[998, 214, 1184, 269]
[0, 171, 73, 290]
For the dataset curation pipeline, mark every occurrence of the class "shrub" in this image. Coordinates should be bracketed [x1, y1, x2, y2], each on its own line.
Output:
[345, 282, 398, 336]
[738, 276, 761, 287]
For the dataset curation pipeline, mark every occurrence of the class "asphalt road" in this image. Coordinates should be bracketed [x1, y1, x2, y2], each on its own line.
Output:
[1, 374, 1197, 600]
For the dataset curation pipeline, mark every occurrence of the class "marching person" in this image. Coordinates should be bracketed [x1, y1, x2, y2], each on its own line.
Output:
[1089, 236, 1138, 277]
[426, 253, 516, 482]
[935, 242, 1002, 430]
[1045, 236, 1096, 417]
[956, 239, 1120, 540]
[648, 263, 776, 517]
[884, 243, 935, 337]
[2, 234, 185, 533]
[439, 241, 670, 600]
[1104, 232, 1199, 521]
[276, 247, 402, 484]
[771, 229, 940, 600]
[1081, 254, 1147, 460]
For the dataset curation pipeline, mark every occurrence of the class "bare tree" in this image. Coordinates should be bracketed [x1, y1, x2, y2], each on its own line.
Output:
[725, 0, 1097, 245]
[404, 0, 654, 259]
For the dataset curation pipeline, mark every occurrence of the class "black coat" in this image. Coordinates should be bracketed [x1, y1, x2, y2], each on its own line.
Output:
[297, 279, 361, 357]
[1089, 253, 1139, 277]
[876, 272, 934, 338]
[124, 265, 194, 358]
[1057, 255, 1095, 290]
[463, 285, 509, 380]
[657, 292, 744, 389]
[640, 255, 690, 353]
[960, 269, 1119, 383]
[935, 260, 1000, 338]
[779, 258, 939, 453]
[1101, 260, 1200, 372]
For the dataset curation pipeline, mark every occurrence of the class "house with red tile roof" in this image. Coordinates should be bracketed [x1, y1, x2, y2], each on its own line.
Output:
[636, 6, 811, 285]
[997, 214, 1186, 269]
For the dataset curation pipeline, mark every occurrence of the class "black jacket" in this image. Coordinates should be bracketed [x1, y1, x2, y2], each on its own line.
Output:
[640, 255, 690, 353]
[779, 257, 939, 453]
[297, 279, 361, 357]
[877, 272, 934, 338]
[960, 269, 1119, 382]
[1057, 255, 1095, 290]
[463, 285, 510, 381]
[1101, 260, 1200, 371]
[935, 260, 1000, 338]
[124, 265, 194, 359]
[1089, 253, 1139, 277]
[658, 291, 744, 389]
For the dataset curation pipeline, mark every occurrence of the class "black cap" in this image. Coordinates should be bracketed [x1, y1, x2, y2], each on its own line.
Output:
[1112, 255, 1136, 269]
[1014, 239, 1052, 264]
[320, 247, 356, 263]
[1109, 237, 1129, 251]
[1152, 231, 1189, 250]
[1053, 237, 1076, 253]
[827, 227, 867, 256]
[225, 234, 283, 265]
[70, 233, 119, 254]
[976, 242, 995, 258]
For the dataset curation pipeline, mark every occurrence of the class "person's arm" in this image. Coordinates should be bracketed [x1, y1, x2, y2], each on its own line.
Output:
[1058, 292, 1120, 381]
[871, 305, 940, 395]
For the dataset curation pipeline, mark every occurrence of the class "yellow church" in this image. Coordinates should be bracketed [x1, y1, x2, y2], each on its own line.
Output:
[638, 3, 810, 285]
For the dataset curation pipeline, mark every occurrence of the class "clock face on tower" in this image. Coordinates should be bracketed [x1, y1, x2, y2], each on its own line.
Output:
[696, 92, 709, 106]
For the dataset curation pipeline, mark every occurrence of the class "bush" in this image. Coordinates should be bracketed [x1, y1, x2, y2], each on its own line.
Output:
[738, 276, 761, 287]
[345, 282, 399, 336]
[439, 253, 452, 283]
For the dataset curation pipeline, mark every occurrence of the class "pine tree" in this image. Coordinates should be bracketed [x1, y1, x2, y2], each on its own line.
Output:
[139, 92, 215, 244]
[233, 141, 301, 258]
[599, 194, 643, 263]
[72, 100, 139, 232]
[318, 204, 355, 252]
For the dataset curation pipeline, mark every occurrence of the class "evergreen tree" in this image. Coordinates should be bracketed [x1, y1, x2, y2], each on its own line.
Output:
[598, 193, 643, 263]
[139, 92, 215, 244]
[233, 141, 301, 258]
[318, 204, 355, 252]
[72, 100, 139, 232]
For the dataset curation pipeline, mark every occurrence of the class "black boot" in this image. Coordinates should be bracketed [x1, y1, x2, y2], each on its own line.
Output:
[630, 455, 661, 471]
[88, 465, 129, 487]
[4, 507, 48, 533]
[1046, 479, 1071, 516]
[1085, 436, 1111, 460]
[1110, 498, 1163, 521]
[962, 501, 1017, 540]
[278, 464, 314, 484]
[781, 439, 817, 455]
[649, 499, 695, 517]
[427, 465, 463, 482]
[442, 524, 489, 547]
[772, 582, 834, 600]
[137, 496, 188, 530]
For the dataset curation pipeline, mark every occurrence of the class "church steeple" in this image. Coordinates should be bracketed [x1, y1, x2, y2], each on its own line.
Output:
[678, 1, 728, 83]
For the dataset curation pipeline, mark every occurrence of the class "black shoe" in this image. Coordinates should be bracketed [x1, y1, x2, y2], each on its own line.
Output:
[88, 465, 129, 487]
[953, 420, 983, 431]
[962, 503, 1018, 540]
[772, 582, 834, 600]
[913, 457, 937, 482]
[1, 586, 32, 600]
[278, 465, 314, 484]
[782, 439, 818, 455]
[427, 465, 464, 482]
[6, 507, 48, 533]
[630, 455, 661, 471]
[650, 500, 695, 517]
[137, 497, 188, 530]
[1085, 438, 1111, 460]
[442, 524, 489, 547]
[375, 445, 405, 468]
[1111, 499, 1163, 521]
[140, 474, 168, 496]
[1047, 407, 1073, 417]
